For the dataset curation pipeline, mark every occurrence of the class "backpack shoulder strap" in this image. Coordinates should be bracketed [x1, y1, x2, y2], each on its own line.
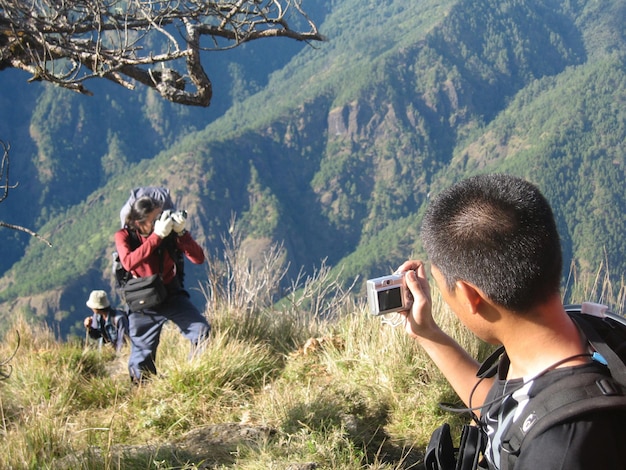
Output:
[500, 371, 626, 470]
[126, 227, 141, 248]
[128, 227, 169, 273]
[119, 227, 185, 287]
[160, 233, 186, 287]
[568, 311, 626, 387]
[114, 228, 155, 287]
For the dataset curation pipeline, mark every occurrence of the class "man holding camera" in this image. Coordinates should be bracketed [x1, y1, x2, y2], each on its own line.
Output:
[396, 174, 625, 469]
[115, 195, 210, 384]
[84, 289, 128, 352]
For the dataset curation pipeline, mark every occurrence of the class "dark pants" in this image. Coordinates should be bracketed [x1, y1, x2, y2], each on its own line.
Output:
[128, 290, 210, 382]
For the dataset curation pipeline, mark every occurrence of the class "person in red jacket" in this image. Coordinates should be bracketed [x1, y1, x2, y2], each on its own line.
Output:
[115, 195, 210, 384]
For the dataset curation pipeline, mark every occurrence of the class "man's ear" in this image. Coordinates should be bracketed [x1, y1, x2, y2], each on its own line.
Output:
[455, 280, 486, 314]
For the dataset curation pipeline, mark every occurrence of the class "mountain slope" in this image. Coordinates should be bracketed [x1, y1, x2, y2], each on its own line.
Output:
[1, 0, 625, 337]
[0, 5, 326, 272]
[449, 56, 626, 276]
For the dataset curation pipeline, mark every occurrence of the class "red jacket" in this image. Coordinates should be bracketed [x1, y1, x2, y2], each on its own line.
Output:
[114, 229, 205, 285]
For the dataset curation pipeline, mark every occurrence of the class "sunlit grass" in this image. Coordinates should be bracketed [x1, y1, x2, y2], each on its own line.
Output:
[0, 244, 622, 469]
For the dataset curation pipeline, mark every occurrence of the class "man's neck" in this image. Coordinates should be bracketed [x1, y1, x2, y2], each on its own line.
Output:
[498, 298, 589, 379]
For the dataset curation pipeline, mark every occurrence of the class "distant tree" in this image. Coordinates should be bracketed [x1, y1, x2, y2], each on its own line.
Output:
[0, 0, 323, 106]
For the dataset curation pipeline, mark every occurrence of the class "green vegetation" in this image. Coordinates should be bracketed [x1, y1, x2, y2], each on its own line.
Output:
[445, 54, 626, 285]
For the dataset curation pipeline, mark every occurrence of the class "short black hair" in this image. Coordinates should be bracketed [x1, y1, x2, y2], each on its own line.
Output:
[421, 174, 562, 312]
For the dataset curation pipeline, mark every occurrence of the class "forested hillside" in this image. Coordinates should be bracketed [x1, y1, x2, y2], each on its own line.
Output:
[0, 0, 624, 338]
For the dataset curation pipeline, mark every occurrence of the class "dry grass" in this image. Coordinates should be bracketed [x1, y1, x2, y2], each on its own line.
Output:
[564, 259, 626, 313]
[0, 234, 621, 469]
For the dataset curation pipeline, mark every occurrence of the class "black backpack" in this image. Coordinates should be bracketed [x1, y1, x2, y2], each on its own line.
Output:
[425, 303, 626, 470]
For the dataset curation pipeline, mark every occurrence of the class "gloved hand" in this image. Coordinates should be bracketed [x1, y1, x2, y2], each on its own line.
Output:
[171, 210, 187, 234]
[153, 211, 173, 238]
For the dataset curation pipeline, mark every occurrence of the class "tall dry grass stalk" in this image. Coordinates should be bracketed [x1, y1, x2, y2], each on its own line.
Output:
[202, 221, 289, 316]
[200, 223, 361, 355]
[563, 259, 626, 314]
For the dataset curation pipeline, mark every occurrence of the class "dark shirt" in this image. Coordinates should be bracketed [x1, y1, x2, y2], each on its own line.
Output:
[87, 307, 128, 352]
[480, 361, 626, 469]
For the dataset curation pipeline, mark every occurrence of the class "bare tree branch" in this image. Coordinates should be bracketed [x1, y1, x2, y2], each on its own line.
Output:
[0, 220, 53, 247]
[0, 0, 324, 106]
[0, 141, 53, 247]
[0, 330, 19, 381]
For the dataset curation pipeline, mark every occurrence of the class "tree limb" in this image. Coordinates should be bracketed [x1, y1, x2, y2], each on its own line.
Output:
[0, 0, 325, 106]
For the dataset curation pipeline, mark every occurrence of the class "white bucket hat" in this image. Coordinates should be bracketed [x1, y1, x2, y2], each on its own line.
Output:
[86, 290, 110, 310]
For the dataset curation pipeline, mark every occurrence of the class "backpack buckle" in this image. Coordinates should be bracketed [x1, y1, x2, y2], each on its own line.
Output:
[597, 378, 620, 396]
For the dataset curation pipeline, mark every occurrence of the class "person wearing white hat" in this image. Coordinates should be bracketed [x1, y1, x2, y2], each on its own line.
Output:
[84, 290, 128, 352]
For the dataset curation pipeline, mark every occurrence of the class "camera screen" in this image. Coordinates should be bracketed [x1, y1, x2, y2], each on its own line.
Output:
[378, 287, 403, 312]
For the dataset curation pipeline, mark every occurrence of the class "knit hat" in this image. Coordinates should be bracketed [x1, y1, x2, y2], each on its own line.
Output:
[86, 290, 110, 310]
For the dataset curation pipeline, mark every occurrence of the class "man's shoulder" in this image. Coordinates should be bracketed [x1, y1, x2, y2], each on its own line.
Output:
[517, 412, 626, 469]
[500, 363, 626, 469]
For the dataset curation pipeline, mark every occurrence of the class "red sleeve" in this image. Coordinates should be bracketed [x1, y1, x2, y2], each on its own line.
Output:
[176, 231, 205, 265]
[114, 228, 165, 278]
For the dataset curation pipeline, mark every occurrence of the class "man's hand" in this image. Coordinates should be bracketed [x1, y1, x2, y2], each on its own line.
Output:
[154, 211, 173, 238]
[172, 211, 186, 234]
[84, 317, 93, 329]
[396, 260, 438, 339]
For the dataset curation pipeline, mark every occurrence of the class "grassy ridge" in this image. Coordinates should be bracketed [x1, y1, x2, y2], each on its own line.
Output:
[0, 299, 472, 469]
[2, 0, 626, 341]
[0, 237, 479, 470]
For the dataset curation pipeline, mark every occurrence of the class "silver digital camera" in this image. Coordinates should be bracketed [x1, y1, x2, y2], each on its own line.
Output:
[366, 273, 408, 316]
